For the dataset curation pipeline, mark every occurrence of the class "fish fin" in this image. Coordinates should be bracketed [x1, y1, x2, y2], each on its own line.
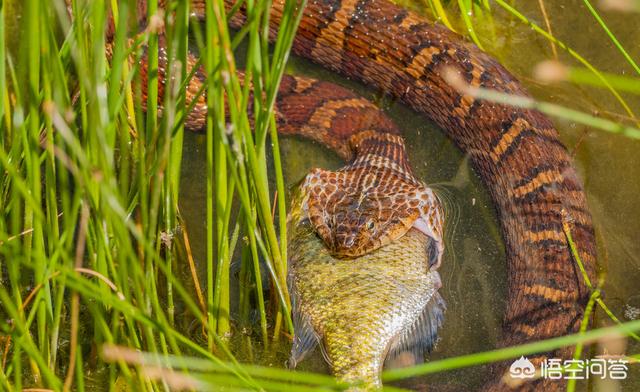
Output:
[385, 292, 446, 367]
[288, 301, 321, 369]
[287, 278, 320, 369]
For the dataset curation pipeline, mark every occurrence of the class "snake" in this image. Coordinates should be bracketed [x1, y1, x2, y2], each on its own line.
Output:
[92, 0, 597, 390]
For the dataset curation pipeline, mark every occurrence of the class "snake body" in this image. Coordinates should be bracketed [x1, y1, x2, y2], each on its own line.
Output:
[101, 0, 597, 389]
[226, 2, 597, 390]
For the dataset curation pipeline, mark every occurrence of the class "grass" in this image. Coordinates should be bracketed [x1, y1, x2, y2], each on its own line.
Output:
[444, 68, 640, 139]
[0, 0, 639, 391]
[417, 0, 639, 123]
[0, 0, 302, 390]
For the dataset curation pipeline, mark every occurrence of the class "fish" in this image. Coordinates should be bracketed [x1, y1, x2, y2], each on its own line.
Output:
[286, 190, 446, 390]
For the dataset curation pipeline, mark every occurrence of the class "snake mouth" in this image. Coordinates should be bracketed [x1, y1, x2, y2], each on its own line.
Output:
[328, 225, 409, 259]
[336, 233, 357, 249]
[328, 246, 366, 259]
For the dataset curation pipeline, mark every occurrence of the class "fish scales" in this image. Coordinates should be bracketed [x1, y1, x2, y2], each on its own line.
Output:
[288, 198, 444, 389]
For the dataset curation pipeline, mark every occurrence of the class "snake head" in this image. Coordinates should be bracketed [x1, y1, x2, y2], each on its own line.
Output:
[326, 203, 390, 256]
[301, 168, 444, 260]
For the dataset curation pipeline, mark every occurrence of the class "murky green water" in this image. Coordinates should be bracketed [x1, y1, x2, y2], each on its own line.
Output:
[179, 1, 640, 389]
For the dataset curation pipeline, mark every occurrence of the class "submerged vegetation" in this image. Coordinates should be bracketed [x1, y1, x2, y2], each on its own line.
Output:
[0, 0, 639, 391]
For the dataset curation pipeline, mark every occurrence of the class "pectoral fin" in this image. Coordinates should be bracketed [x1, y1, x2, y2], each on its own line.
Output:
[385, 292, 446, 367]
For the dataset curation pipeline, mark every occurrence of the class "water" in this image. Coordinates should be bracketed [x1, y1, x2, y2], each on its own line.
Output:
[181, 1, 640, 389]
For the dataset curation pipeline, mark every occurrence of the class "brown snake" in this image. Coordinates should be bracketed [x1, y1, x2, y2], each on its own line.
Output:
[99, 0, 597, 390]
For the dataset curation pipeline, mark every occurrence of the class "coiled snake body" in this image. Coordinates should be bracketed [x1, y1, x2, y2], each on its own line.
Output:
[102, 0, 597, 390]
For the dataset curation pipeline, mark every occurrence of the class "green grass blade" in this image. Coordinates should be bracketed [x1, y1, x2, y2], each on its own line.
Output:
[581, 0, 640, 77]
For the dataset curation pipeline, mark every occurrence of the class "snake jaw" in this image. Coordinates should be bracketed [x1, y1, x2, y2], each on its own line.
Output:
[412, 217, 444, 270]
[412, 189, 445, 270]
[333, 224, 359, 249]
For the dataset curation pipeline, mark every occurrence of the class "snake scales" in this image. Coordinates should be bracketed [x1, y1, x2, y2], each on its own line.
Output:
[99, 0, 598, 389]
